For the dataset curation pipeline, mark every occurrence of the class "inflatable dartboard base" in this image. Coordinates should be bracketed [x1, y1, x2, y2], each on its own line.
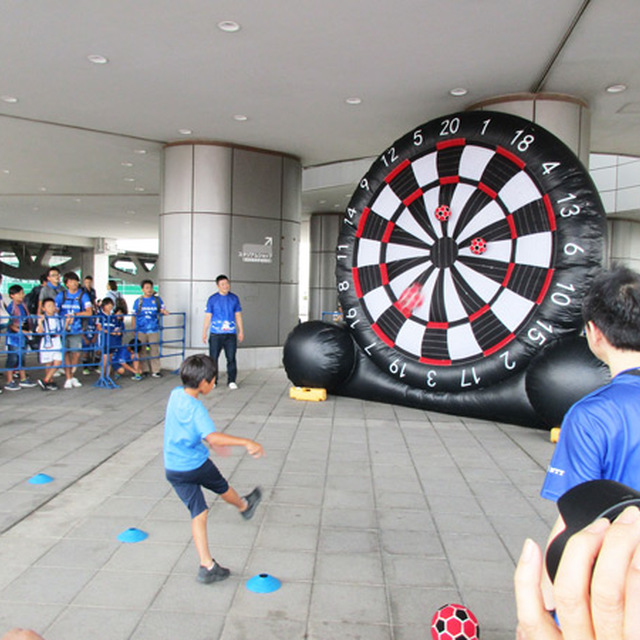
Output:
[282, 321, 609, 429]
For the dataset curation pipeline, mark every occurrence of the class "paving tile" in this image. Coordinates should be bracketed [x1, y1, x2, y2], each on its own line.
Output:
[219, 615, 306, 640]
[72, 569, 166, 609]
[314, 552, 384, 585]
[132, 610, 226, 640]
[309, 583, 388, 625]
[44, 606, 142, 640]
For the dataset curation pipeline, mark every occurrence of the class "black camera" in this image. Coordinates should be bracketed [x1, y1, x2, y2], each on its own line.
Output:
[546, 480, 640, 582]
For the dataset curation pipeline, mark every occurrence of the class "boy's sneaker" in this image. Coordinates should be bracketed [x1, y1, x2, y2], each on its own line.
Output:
[241, 487, 262, 520]
[197, 560, 230, 584]
[19, 377, 37, 388]
[82, 367, 91, 376]
[64, 379, 74, 389]
[228, 382, 238, 390]
[37, 379, 47, 391]
[151, 372, 162, 378]
[4, 381, 21, 391]
[132, 374, 143, 381]
[46, 382, 59, 391]
[70, 377, 82, 388]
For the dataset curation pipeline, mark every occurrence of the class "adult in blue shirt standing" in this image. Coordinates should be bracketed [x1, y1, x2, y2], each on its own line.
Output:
[202, 275, 244, 390]
[132, 279, 169, 378]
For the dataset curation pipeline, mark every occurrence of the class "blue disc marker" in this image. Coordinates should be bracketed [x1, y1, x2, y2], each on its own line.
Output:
[28, 473, 54, 485]
[117, 527, 148, 543]
[246, 573, 281, 593]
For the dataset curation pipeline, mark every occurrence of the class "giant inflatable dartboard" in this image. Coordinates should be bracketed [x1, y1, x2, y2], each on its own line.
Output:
[336, 110, 605, 393]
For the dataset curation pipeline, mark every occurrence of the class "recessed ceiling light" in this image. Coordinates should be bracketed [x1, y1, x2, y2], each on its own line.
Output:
[133, 149, 147, 155]
[606, 83, 627, 94]
[134, 187, 145, 192]
[2, 169, 10, 174]
[124, 177, 135, 182]
[124, 220, 131, 225]
[87, 54, 109, 64]
[39, 186, 47, 192]
[233, 114, 248, 121]
[74, 198, 82, 203]
[121, 162, 133, 167]
[126, 210, 136, 215]
[218, 21, 240, 32]
[1, 95, 18, 103]
[178, 128, 193, 135]
[345, 97, 362, 105]
[319, 200, 327, 204]
[450, 87, 468, 97]
[33, 206, 39, 211]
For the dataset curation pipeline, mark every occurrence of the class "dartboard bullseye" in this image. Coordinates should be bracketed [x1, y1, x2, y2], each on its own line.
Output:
[336, 110, 605, 392]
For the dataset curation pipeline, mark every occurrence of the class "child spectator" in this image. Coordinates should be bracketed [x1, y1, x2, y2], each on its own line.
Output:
[96, 298, 123, 379]
[164, 354, 263, 583]
[132, 279, 169, 378]
[81, 275, 99, 375]
[36, 298, 62, 390]
[55, 272, 92, 389]
[3, 285, 37, 391]
[112, 339, 142, 381]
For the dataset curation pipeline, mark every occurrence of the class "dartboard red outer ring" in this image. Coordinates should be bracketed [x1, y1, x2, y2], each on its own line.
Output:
[336, 110, 606, 392]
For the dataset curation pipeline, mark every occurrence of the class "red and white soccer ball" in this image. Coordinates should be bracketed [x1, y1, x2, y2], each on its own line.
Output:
[431, 603, 480, 640]
[397, 283, 425, 315]
[435, 205, 452, 222]
[470, 237, 487, 255]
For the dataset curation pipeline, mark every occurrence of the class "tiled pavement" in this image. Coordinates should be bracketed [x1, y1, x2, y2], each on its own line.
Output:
[0, 367, 558, 639]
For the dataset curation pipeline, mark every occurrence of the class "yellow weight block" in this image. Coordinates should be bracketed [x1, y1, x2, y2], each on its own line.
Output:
[289, 386, 327, 402]
[550, 427, 560, 443]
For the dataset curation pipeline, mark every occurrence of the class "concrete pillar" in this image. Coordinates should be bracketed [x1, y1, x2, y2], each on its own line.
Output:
[467, 93, 590, 165]
[309, 212, 342, 320]
[160, 142, 301, 368]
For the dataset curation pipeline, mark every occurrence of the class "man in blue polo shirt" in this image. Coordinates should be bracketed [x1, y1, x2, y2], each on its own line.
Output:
[132, 279, 169, 378]
[201, 275, 244, 390]
[541, 266, 640, 502]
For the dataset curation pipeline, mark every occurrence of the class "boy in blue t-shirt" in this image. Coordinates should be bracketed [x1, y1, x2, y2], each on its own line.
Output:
[4, 285, 37, 391]
[55, 272, 92, 389]
[164, 354, 263, 584]
[132, 279, 169, 378]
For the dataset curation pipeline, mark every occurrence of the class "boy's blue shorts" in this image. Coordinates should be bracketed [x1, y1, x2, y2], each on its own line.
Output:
[165, 459, 229, 518]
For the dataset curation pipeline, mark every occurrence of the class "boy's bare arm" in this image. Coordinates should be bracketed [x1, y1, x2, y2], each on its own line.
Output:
[205, 432, 264, 458]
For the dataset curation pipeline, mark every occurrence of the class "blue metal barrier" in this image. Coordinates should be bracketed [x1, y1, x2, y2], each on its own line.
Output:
[0, 312, 186, 390]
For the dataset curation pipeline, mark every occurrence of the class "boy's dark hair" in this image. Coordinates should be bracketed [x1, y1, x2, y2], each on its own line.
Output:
[582, 265, 640, 351]
[42, 297, 56, 309]
[115, 297, 128, 314]
[8, 284, 23, 296]
[141, 279, 154, 288]
[101, 297, 114, 309]
[63, 271, 80, 285]
[47, 266, 60, 276]
[180, 354, 217, 389]
[39, 273, 48, 284]
[216, 274, 229, 284]
[108, 280, 118, 291]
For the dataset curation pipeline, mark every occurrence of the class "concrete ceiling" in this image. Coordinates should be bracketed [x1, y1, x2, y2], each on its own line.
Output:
[1, 0, 639, 245]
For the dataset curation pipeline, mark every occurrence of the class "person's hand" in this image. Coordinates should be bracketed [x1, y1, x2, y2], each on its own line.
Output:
[245, 440, 264, 459]
[202, 334, 208, 344]
[1, 629, 46, 640]
[514, 506, 640, 639]
[237, 329, 244, 344]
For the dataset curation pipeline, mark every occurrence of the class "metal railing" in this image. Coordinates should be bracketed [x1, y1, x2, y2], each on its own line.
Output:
[0, 312, 186, 390]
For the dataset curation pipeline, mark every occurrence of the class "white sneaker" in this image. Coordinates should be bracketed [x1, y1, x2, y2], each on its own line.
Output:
[63, 379, 74, 389]
[228, 382, 238, 390]
[70, 377, 82, 388]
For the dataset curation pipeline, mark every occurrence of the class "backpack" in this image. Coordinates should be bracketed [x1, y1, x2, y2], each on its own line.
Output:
[24, 285, 41, 315]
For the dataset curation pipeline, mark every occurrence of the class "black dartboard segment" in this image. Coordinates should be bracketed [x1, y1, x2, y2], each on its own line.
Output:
[336, 111, 606, 392]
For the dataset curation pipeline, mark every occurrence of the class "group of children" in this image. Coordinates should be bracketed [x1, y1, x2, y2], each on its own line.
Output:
[1, 275, 154, 393]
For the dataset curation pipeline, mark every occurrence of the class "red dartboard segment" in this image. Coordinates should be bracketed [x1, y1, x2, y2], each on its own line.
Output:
[384, 158, 411, 183]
